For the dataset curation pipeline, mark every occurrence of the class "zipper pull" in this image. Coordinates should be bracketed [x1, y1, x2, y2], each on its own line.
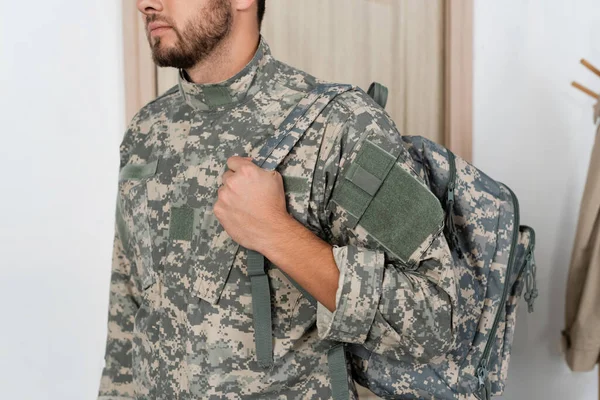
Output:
[447, 181, 455, 204]
[445, 182, 463, 259]
[476, 365, 491, 400]
[476, 365, 487, 388]
[524, 246, 538, 313]
[446, 181, 456, 230]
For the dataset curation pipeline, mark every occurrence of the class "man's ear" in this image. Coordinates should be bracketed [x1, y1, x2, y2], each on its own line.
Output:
[232, 0, 255, 12]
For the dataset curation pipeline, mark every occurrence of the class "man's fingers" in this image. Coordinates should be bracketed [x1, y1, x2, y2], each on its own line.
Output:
[222, 170, 233, 185]
[226, 155, 253, 172]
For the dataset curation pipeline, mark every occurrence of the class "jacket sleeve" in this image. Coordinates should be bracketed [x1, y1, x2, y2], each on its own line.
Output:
[97, 196, 141, 400]
[98, 123, 143, 399]
[313, 96, 459, 364]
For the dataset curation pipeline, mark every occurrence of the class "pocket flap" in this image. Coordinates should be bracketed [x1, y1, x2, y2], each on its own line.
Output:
[331, 139, 444, 264]
[140, 267, 157, 291]
[331, 140, 398, 228]
[191, 223, 241, 305]
[119, 160, 159, 181]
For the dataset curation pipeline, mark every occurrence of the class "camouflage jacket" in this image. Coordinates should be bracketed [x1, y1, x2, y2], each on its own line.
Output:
[98, 36, 457, 400]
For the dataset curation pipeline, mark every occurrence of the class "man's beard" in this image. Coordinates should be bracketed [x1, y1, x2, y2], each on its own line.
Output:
[146, 1, 233, 69]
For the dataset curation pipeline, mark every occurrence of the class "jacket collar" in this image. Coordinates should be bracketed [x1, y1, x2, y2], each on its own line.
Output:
[177, 35, 273, 111]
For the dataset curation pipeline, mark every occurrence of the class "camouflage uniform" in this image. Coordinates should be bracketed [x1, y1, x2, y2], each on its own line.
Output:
[98, 36, 456, 399]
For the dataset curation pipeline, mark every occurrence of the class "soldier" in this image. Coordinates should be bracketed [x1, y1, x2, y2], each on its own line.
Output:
[98, 0, 457, 399]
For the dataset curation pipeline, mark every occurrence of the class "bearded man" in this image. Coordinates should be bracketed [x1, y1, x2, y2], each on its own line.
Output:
[97, 1, 456, 399]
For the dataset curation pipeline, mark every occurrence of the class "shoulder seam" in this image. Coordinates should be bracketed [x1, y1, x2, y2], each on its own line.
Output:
[332, 89, 374, 119]
[127, 84, 181, 126]
[337, 89, 400, 137]
[319, 98, 366, 164]
[145, 84, 180, 108]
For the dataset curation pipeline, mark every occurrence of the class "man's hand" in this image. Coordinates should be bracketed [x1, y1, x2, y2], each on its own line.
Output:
[215, 155, 339, 312]
[214, 155, 295, 252]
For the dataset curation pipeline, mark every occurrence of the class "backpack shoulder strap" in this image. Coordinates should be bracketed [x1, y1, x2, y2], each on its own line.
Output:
[246, 83, 354, 371]
[254, 83, 356, 171]
[250, 83, 358, 399]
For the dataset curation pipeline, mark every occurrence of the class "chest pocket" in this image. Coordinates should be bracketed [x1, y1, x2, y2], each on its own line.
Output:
[118, 159, 159, 291]
[163, 158, 318, 306]
[163, 153, 241, 305]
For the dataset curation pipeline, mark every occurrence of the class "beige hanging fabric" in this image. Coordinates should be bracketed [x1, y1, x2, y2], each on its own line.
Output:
[563, 100, 600, 372]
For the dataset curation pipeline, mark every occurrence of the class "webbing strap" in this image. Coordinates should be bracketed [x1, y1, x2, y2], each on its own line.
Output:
[328, 343, 350, 400]
[247, 250, 273, 369]
[246, 83, 354, 369]
[367, 82, 388, 109]
[254, 83, 355, 171]
[246, 84, 356, 396]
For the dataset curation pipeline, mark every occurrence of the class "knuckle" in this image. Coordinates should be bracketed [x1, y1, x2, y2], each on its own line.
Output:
[225, 179, 235, 190]
[241, 165, 254, 176]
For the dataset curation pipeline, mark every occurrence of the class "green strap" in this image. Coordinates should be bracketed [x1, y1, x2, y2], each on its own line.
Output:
[248, 253, 350, 399]
[345, 163, 383, 196]
[247, 250, 273, 369]
[367, 82, 388, 109]
[328, 343, 350, 400]
[248, 254, 349, 398]
[245, 84, 353, 399]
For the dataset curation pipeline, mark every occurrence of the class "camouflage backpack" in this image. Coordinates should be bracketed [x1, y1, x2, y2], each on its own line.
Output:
[347, 83, 538, 400]
[247, 82, 538, 400]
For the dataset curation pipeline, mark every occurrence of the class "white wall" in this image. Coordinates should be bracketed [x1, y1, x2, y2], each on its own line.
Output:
[0, 1, 124, 399]
[474, 1, 600, 399]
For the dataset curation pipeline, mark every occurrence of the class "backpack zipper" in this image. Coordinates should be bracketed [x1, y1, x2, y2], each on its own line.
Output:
[443, 155, 537, 398]
[475, 184, 520, 400]
[445, 150, 463, 258]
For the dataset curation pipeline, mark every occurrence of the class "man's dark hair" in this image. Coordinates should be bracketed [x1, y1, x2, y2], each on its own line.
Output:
[257, 0, 266, 30]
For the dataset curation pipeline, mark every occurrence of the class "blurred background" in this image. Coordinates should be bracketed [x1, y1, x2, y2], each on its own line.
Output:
[1, 0, 600, 399]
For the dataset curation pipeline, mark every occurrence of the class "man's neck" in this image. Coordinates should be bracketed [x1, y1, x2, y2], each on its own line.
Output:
[184, 32, 261, 84]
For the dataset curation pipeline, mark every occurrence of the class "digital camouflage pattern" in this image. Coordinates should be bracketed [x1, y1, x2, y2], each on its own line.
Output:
[97, 35, 465, 399]
[345, 137, 536, 399]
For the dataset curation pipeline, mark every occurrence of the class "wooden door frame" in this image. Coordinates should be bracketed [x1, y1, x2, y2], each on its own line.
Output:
[122, 0, 473, 162]
[122, 1, 157, 125]
[444, 0, 473, 162]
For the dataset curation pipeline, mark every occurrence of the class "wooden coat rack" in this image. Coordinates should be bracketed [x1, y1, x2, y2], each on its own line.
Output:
[572, 59, 600, 100]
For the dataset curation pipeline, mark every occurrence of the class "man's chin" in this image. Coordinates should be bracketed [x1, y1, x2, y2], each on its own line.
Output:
[151, 37, 173, 51]
[151, 50, 196, 69]
[152, 54, 177, 68]
[151, 43, 178, 65]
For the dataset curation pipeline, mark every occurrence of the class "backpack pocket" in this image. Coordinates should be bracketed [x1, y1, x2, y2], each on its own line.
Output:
[487, 225, 536, 395]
